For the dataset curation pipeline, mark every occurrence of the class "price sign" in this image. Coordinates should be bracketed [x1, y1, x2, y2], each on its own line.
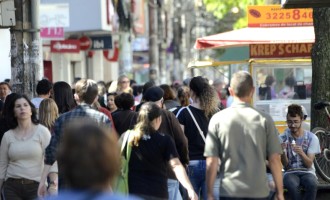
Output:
[248, 5, 313, 27]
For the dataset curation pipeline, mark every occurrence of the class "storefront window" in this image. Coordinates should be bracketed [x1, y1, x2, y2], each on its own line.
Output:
[253, 62, 311, 122]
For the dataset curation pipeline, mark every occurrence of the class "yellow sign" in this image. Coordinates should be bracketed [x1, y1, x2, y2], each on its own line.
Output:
[248, 5, 313, 27]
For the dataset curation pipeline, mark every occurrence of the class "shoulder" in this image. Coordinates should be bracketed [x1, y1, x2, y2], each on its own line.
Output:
[306, 131, 319, 142]
[38, 124, 51, 134]
[154, 131, 171, 140]
[3, 129, 14, 140]
[161, 109, 176, 118]
[35, 124, 51, 139]
[37, 124, 49, 132]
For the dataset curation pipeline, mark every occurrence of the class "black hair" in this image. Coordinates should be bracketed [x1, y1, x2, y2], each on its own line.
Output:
[115, 93, 134, 110]
[7, 94, 39, 129]
[53, 81, 77, 114]
[36, 79, 53, 95]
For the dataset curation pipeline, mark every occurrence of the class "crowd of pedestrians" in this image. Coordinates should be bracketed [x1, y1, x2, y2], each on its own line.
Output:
[0, 71, 321, 200]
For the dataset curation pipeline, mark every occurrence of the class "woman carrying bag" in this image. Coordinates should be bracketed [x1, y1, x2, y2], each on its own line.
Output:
[125, 102, 197, 200]
[176, 76, 220, 200]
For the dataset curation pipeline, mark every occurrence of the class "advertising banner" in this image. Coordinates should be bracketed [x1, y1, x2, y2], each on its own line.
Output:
[40, 27, 64, 39]
[248, 5, 313, 27]
[50, 40, 80, 53]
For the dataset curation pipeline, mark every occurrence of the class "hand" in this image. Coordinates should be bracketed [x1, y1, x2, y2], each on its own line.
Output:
[38, 182, 48, 198]
[207, 192, 215, 200]
[292, 145, 304, 155]
[48, 185, 58, 196]
[281, 142, 287, 150]
[187, 188, 198, 200]
[275, 193, 284, 200]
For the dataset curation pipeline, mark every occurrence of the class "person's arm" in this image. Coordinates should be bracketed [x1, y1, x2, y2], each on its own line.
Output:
[280, 142, 289, 168]
[38, 122, 60, 197]
[293, 145, 315, 168]
[169, 158, 198, 200]
[47, 161, 58, 195]
[206, 156, 219, 200]
[268, 153, 284, 200]
[168, 112, 189, 165]
[0, 133, 9, 193]
[38, 164, 52, 197]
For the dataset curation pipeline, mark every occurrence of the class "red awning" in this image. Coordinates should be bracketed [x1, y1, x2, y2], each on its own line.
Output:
[194, 27, 315, 49]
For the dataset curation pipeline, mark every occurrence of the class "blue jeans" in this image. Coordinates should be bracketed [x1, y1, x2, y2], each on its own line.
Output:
[188, 160, 207, 200]
[283, 172, 317, 200]
[167, 179, 182, 200]
[221, 197, 268, 200]
[213, 175, 220, 200]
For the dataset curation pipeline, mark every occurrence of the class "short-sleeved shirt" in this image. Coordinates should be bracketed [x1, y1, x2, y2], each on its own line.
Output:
[279, 128, 320, 176]
[204, 102, 282, 198]
[31, 97, 44, 108]
[176, 105, 209, 160]
[128, 131, 179, 199]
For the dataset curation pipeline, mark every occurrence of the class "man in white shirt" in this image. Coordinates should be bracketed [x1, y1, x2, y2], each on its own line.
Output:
[31, 79, 53, 108]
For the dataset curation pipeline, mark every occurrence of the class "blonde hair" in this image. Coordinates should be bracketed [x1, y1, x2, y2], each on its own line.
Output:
[116, 75, 130, 93]
[39, 98, 59, 130]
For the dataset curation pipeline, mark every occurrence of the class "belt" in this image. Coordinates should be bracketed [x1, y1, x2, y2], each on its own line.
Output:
[6, 178, 38, 184]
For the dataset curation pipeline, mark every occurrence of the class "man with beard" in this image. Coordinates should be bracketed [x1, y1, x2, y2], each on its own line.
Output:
[279, 104, 320, 200]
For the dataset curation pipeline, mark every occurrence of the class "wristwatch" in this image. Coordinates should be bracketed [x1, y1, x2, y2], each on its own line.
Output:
[49, 180, 57, 186]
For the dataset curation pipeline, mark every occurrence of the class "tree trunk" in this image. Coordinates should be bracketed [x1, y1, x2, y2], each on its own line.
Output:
[11, 0, 40, 98]
[148, 0, 159, 83]
[311, 8, 330, 130]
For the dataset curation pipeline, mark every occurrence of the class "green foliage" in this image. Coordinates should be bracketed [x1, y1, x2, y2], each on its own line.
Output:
[203, 0, 264, 28]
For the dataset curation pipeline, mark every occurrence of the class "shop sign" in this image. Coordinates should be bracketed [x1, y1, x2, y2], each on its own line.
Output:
[248, 5, 313, 27]
[40, 3, 70, 27]
[90, 35, 112, 50]
[40, 27, 64, 39]
[103, 42, 119, 62]
[249, 43, 312, 58]
[50, 40, 80, 53]
[79, 36, 92, 51]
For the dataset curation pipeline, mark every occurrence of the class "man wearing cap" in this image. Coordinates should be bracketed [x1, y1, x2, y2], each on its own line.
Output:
[143, 86, 189, 200]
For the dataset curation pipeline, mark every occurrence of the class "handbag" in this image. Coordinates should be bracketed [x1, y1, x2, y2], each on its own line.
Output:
[114, 130, 132, 195]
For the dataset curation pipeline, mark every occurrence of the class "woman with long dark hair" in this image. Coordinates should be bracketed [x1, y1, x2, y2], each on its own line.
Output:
[127, 102, 197, 200]
[52, 81, 76, 114]
[176, 76, 219, 200]
[0, 94, 54, 200]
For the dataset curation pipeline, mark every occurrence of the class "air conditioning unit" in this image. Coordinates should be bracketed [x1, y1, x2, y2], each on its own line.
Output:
[0, 0, 16, 26]
[282, 0, 330, 8]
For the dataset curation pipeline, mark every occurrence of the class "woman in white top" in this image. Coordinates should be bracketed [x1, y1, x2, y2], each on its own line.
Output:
[0, 94, 53, 200]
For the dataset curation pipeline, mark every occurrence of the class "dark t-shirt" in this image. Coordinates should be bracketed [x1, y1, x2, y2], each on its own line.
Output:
[128, 132, 179, 198]
[176, 105, 209, 160]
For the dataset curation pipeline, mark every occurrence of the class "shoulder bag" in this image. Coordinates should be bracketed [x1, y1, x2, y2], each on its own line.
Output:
[114, 130, 132, 195]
